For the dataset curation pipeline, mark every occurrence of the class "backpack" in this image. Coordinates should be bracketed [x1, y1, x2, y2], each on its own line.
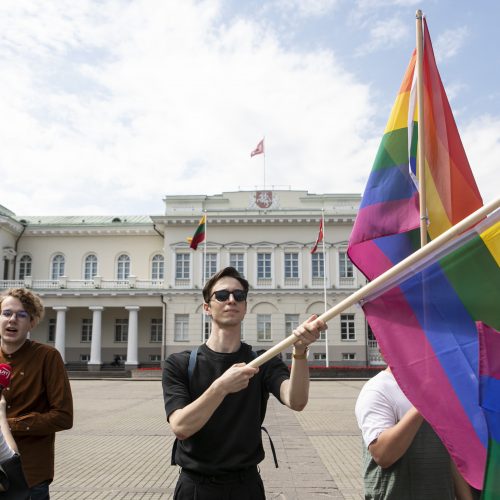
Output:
[170, 346, 278, 468]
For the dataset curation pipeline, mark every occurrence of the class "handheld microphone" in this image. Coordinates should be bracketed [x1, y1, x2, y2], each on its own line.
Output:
[0, 364, 12, 391]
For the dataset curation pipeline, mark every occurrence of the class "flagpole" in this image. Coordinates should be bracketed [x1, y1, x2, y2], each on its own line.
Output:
[416, 9, 428, 247]
[248, 197, 500, 368]
[320, 210, 329, 367]
[202, 211, 207, 342]
[263, 135, 266, 189]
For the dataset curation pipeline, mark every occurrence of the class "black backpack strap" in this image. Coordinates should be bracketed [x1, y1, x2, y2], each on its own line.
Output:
[170, 438, 178, 466]
[261, 426, 279, 468]
[252, 350, 278, 468]
[171, 347, 200, 466]
[188, 346, 199, 380]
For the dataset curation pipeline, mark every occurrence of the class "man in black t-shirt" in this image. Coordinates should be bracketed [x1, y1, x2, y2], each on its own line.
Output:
[163, 267, 327, 499]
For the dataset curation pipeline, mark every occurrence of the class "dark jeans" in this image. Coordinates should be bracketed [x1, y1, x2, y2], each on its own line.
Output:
[29, 480, 50, 500]
[174, 467, 265, 500]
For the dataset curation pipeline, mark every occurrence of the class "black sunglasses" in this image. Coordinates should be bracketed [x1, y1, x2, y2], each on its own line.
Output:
[210, 289, 247, 302]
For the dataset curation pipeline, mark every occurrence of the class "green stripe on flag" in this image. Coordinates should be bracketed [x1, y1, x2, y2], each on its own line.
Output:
[440, 234, 500, 330]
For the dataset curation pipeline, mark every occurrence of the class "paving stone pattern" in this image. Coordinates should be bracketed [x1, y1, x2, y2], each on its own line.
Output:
[51, 380, 365, 499]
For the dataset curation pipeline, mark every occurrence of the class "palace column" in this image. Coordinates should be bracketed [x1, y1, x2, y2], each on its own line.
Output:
[125, 306, 140, 370]
[53, 306, 68, 363]
[88, 306, 104, 371]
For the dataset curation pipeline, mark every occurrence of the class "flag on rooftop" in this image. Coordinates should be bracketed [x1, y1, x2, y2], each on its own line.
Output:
[478, 321, 500, 499]
[250, 139, 264, 157]
[311, 218, 324, 254]
[187, 215, 206, 250]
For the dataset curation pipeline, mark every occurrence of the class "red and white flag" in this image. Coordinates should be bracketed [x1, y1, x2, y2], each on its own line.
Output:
[250, 139, 264, 157]
[311, 218, 324, 254]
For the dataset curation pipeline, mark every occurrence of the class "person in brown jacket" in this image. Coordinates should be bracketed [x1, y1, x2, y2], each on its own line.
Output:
[0, 288, 73, 500]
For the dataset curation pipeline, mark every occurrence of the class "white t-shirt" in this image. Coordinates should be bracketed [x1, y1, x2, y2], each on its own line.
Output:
[355, 370, 412, 448]
[0, 432, 14, 463]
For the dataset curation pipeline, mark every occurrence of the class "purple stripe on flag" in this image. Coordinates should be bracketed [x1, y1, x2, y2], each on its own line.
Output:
[350, 195, 419, 247]
[478, 322, 500, 379]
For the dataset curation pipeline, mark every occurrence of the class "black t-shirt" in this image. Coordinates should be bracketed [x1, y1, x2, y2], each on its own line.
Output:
[162, 342, 289, 475]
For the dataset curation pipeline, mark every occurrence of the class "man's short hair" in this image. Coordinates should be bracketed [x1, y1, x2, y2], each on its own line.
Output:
[0, 288, 45, 325]
[202, 267, 249, 303]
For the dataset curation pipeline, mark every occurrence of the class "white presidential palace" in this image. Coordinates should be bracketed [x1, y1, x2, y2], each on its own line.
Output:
[0, 189, 383, 370]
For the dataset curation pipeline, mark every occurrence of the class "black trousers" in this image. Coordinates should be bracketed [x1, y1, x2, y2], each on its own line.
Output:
[173, 467, 266, 500]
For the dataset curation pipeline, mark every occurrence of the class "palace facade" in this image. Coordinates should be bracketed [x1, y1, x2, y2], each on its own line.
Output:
[0, 190, 383, 370]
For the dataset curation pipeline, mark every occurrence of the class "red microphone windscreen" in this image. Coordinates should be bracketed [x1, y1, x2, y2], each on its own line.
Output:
[0, 364, 12, 390]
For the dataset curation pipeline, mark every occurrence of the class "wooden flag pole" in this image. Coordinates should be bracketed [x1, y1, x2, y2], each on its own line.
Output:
[248, 197, 500, 368]
[416, 9, 428, 247]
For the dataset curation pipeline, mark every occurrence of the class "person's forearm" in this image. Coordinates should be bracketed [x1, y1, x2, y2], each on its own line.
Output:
[282, 347, 310, 411]
[368, 407, 423, 468]
[8, 406, 73, 435]
[169, 379, 228, 440]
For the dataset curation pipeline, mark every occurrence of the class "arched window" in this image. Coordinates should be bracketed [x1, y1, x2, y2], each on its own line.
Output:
[51, 254, 65, 280]
[84, 254, 98, 280]
[116, 254, 130, 280]
[151, 254, 164, 280]
[18, 255, 32, 279]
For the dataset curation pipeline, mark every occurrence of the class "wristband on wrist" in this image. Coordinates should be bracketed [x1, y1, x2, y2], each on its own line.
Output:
[292, 346, 309, 360]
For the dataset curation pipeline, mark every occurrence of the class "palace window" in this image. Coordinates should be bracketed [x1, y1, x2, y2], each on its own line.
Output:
[311, 252, 324, 278]
[257, 253, 272, 279]
[150, 318, 162, 343]
[284, 253, 299, 279]
[229, 253, 245, 276]
[151, 254, 164, 280]
[115, 319, 129, 342]
[81, 318, 92, 343]
[84, 254, 98, 280]
[340, 313, 355, 341]
[174, 314, 189, 341]
[257, 314, 272, 341]
[51, 254, 65, 279]
[116, 254, 130, 280]
[18, 255, 32, 280]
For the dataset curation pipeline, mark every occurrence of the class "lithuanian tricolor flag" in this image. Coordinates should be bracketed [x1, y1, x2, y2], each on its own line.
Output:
[187, 215, 206, 250]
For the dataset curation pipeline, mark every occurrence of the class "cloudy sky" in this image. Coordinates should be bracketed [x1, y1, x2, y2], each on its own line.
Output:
[1, 0, 498, 215]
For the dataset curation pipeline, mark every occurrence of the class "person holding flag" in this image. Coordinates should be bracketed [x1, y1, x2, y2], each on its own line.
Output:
[162, 266, 327, 499]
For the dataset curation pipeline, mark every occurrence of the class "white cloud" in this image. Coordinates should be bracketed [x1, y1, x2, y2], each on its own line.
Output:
[355, 17, 409, 55]
[434, 26, 469, 62]
[274, 0, 341, 17]
[462, 115, 500, 204]
[0, 0, 377, 215]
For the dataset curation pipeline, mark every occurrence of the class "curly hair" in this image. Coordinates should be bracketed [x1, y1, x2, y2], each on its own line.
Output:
[0, 288, 45, 325]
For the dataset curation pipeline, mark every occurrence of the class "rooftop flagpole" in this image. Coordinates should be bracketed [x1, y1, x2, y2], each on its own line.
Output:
[201, 211, 208, 342]
[320, 209, 329, 367]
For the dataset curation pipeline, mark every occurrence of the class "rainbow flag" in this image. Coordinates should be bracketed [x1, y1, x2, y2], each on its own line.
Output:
[361, 212, 500, 489]
[348, 17, 482, 281]
[348, 16, 492, 490]
[478, 322, 500, 499]
[187, 215, 206, 250]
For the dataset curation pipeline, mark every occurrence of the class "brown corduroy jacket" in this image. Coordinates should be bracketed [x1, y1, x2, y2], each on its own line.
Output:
[0, 340, 73, 487]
